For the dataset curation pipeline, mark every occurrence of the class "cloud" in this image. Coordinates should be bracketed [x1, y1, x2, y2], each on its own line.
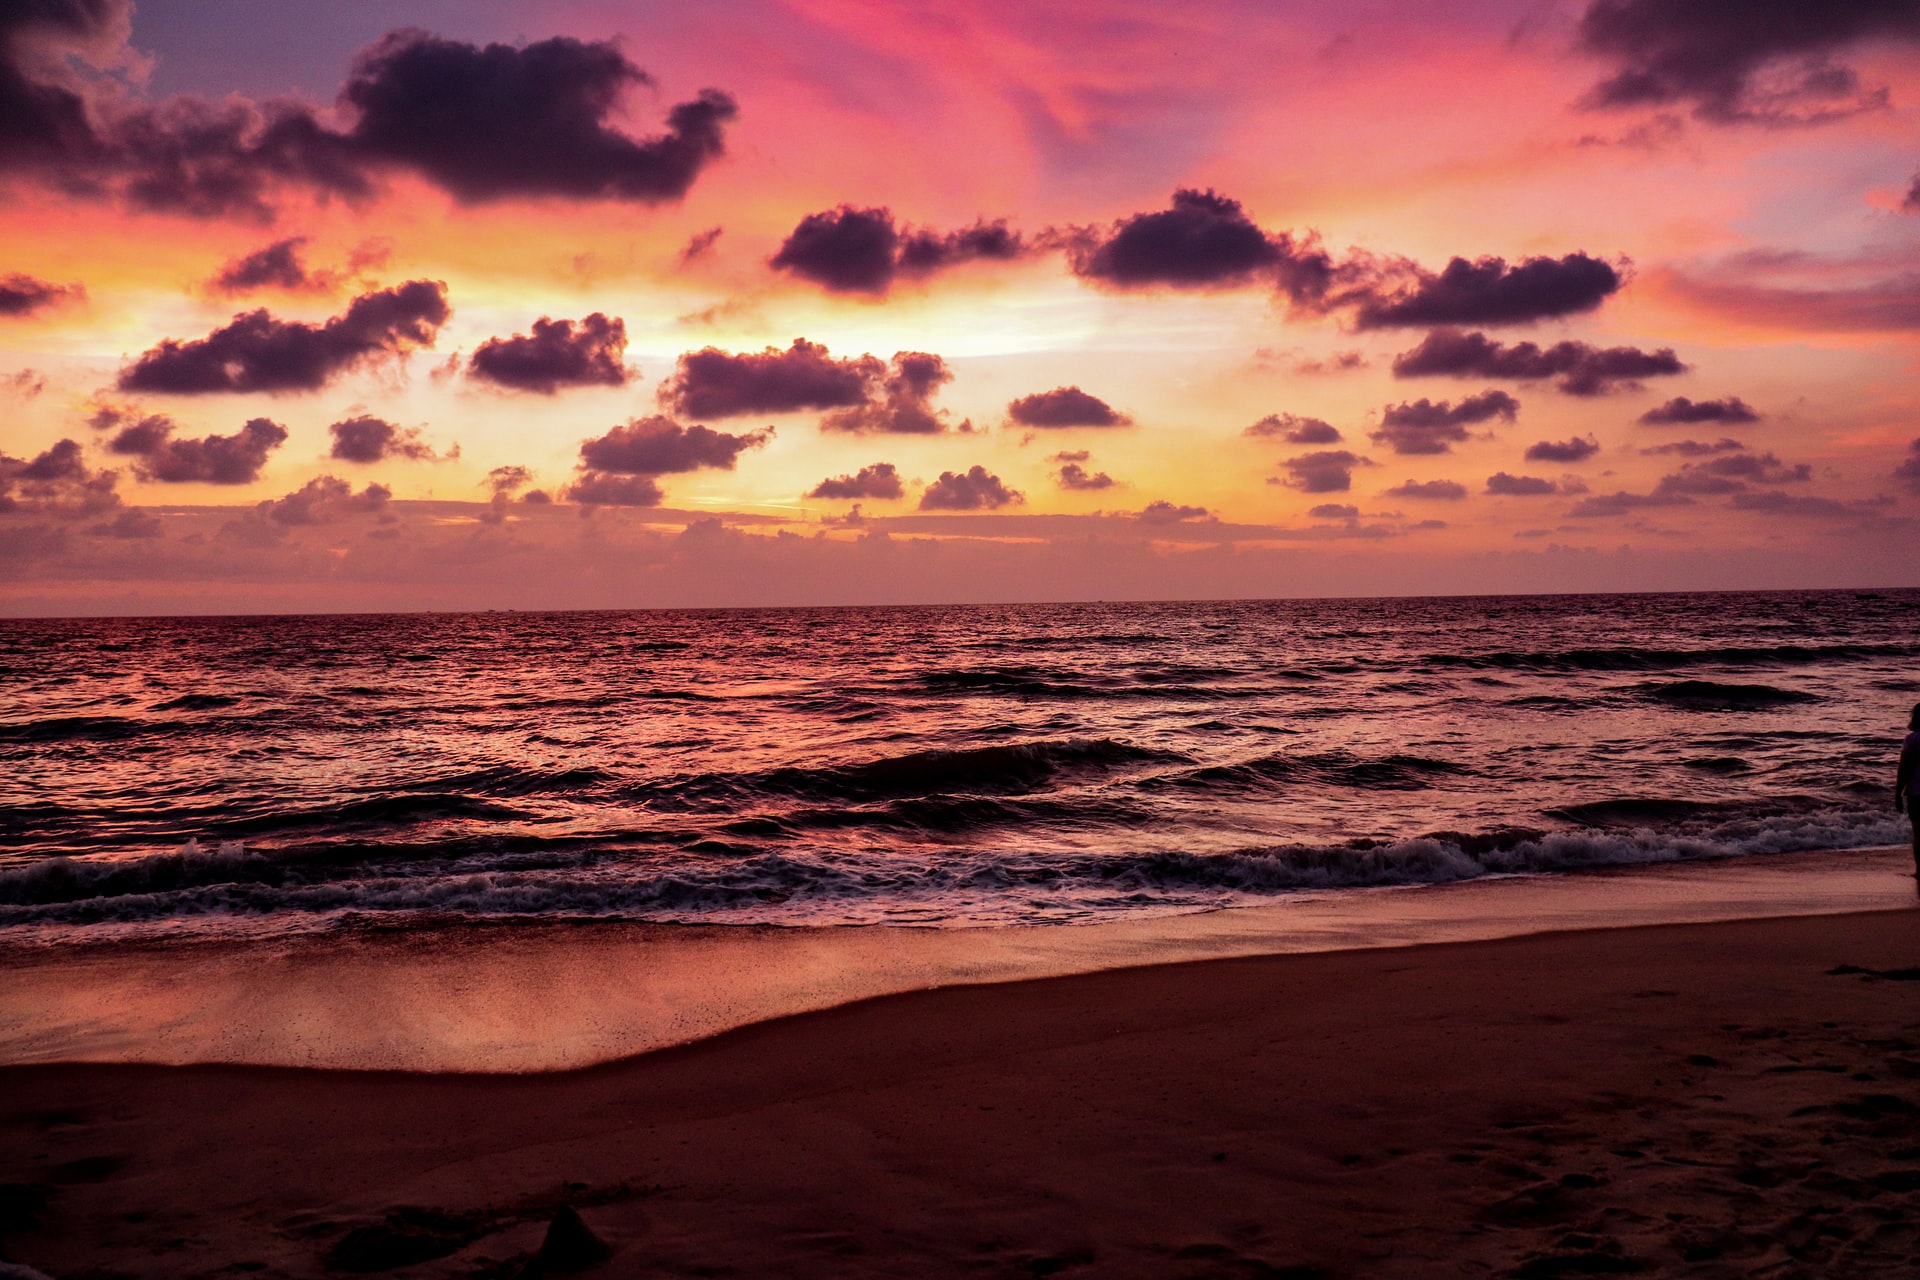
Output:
[809, 463, 903, 500]
[578, 416, 772, 475]
[1007, 385, 1128, 428]
[102, 411, 287, 483]
[1485, 472, 1561, 496]
[1382, 478, 1469, 501]
[1244, 413, 1342, 444]
[658, 338, 883, 418]
[1525, 435, 1601, 463]
[1064, 188, 1329, 293]
[1906, 172, 1920, 213]
[679, 227, 722, 265]
[770, 206, 1027, 294]
[1640, 437, 1746, 456]
[0, 439, 120, 517]
[1654, 450, 1811, 495]
[467, 313, 629, 394]
[1390, 328, 1684, 394]
[1309, 503, 1360, 520]
[0, 271, 81, 316]
[328, 415, 437, 463]
[1575, 0, 1920, 126]
[565, 472, 663, 507]
[822, 352, 957, 434]
[1279, 449, 1374, 493]
[212, 238, 316, 294]
[260, 475, 390, 525]
[1370, 390, 1519, 454]
[117, 280, 449, 393]
[1896, 439, 1920, 492]
[1567, 489, 1694, 517]
[1289, 350, 1368, 376]
[1056, 461, 1115, 490]
[1638, 395, 1760, 425]
[0, 11, 739, 218]
[5, 368, 46, 398]
[340, 31, 738, 204]
[88, 508, 161, 539]
[477, 464, 542, 524]
[1727, 490, 1860, 517]
[1352, 255, 1623, 329]
[919, 465, 1022, 511]
[1138, 500, 1210, 524]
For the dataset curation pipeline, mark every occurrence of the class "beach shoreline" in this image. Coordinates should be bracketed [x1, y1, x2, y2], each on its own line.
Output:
[2, 843, 1912, 1074]
[4, 905, 1919, 1277]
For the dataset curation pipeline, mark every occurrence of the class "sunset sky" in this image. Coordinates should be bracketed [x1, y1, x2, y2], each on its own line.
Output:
[3, 0, 1919, 614]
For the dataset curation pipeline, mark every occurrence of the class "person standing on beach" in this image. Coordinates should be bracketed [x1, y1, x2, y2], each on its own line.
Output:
[1898, 702, 1920, 889]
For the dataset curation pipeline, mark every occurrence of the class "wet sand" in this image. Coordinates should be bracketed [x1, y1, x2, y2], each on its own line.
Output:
[4, 905, 1920, 1277]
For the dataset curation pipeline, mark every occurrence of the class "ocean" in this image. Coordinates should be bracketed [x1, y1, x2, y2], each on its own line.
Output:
[3, 589, 1915, 942]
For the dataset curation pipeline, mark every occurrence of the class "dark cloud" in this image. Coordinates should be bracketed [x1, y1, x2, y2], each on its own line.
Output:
[1640, 437, 1746, 456]
[5, 368, 46, 397]
[261, 474, 390, 525]
[659, 338, 883, 419]
[1485, 472, 1561, 496]
[1896, 438, 1920, 492]
[1727, 490, 1859, 517]
[1007, 386, 1128, 428]
[565, 472, 663, 507]
[1352, 255, 1623, 329]
[1638, 395, 1760, 425]
[1390, 328, 1685, 394]
[118, 280, 449, 393]
[1245, 413, 1342, 444]
[0, 271, 81, 316]
[578, 416, 772, 475]
[1309, 503, 1360, 520]
[771, 206, 1028, 295]
[108, 415, 287, 483]
[0, 11, 738, 218]
[1567, 489, 1695, 517]
[1654, 450, 1811, 495]
[1064, 189, 1334, 300]
[328, 415, 437, 463]
[339, 31, 736, 204]
[468, 313, 629, 394]
[919, 465, 1022, 511]
[478, 463, 538, 524]
[1138, 501, 1210, 524]
[88, 507, 161, 539]
[1370, 390, 1519, 454]
[1056, 461, 1115, 491]
[1382, 478, 1469, 501]
[822, 352, 956, 434]
[0, 438, 120, 517]
[212, 238, 314, 293]
[1905, 172, 1920, 213]
[809, 463, 903, 500]
[1525, 435, 1601, 463]
[1279, 449, 1374, 493]
[679, 227, 722, 265]
[1575, 0, 1920, 126]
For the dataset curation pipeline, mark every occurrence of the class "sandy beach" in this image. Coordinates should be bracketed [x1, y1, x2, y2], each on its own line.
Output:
[5, 900, 1919, 1277]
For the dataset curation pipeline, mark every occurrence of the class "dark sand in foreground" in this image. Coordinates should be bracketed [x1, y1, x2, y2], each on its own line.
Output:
[5, 909, 1920, 1278]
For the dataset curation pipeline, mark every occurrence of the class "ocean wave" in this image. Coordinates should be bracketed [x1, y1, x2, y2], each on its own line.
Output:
[1143, 750, 1469, 793]
[631, 737, 1186, 809]
[0, 807, 1902, 928]
[1643, 680, 1820, 710]
[1415, 642, 1915, 674]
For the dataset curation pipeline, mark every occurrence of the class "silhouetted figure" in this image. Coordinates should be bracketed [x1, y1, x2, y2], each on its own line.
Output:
[1898, 702, 1920, 891]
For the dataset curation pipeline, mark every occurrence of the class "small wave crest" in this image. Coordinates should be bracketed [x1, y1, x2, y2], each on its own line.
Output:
[4, 808, 1900, 929]
[1644, 680, 1820, 710]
